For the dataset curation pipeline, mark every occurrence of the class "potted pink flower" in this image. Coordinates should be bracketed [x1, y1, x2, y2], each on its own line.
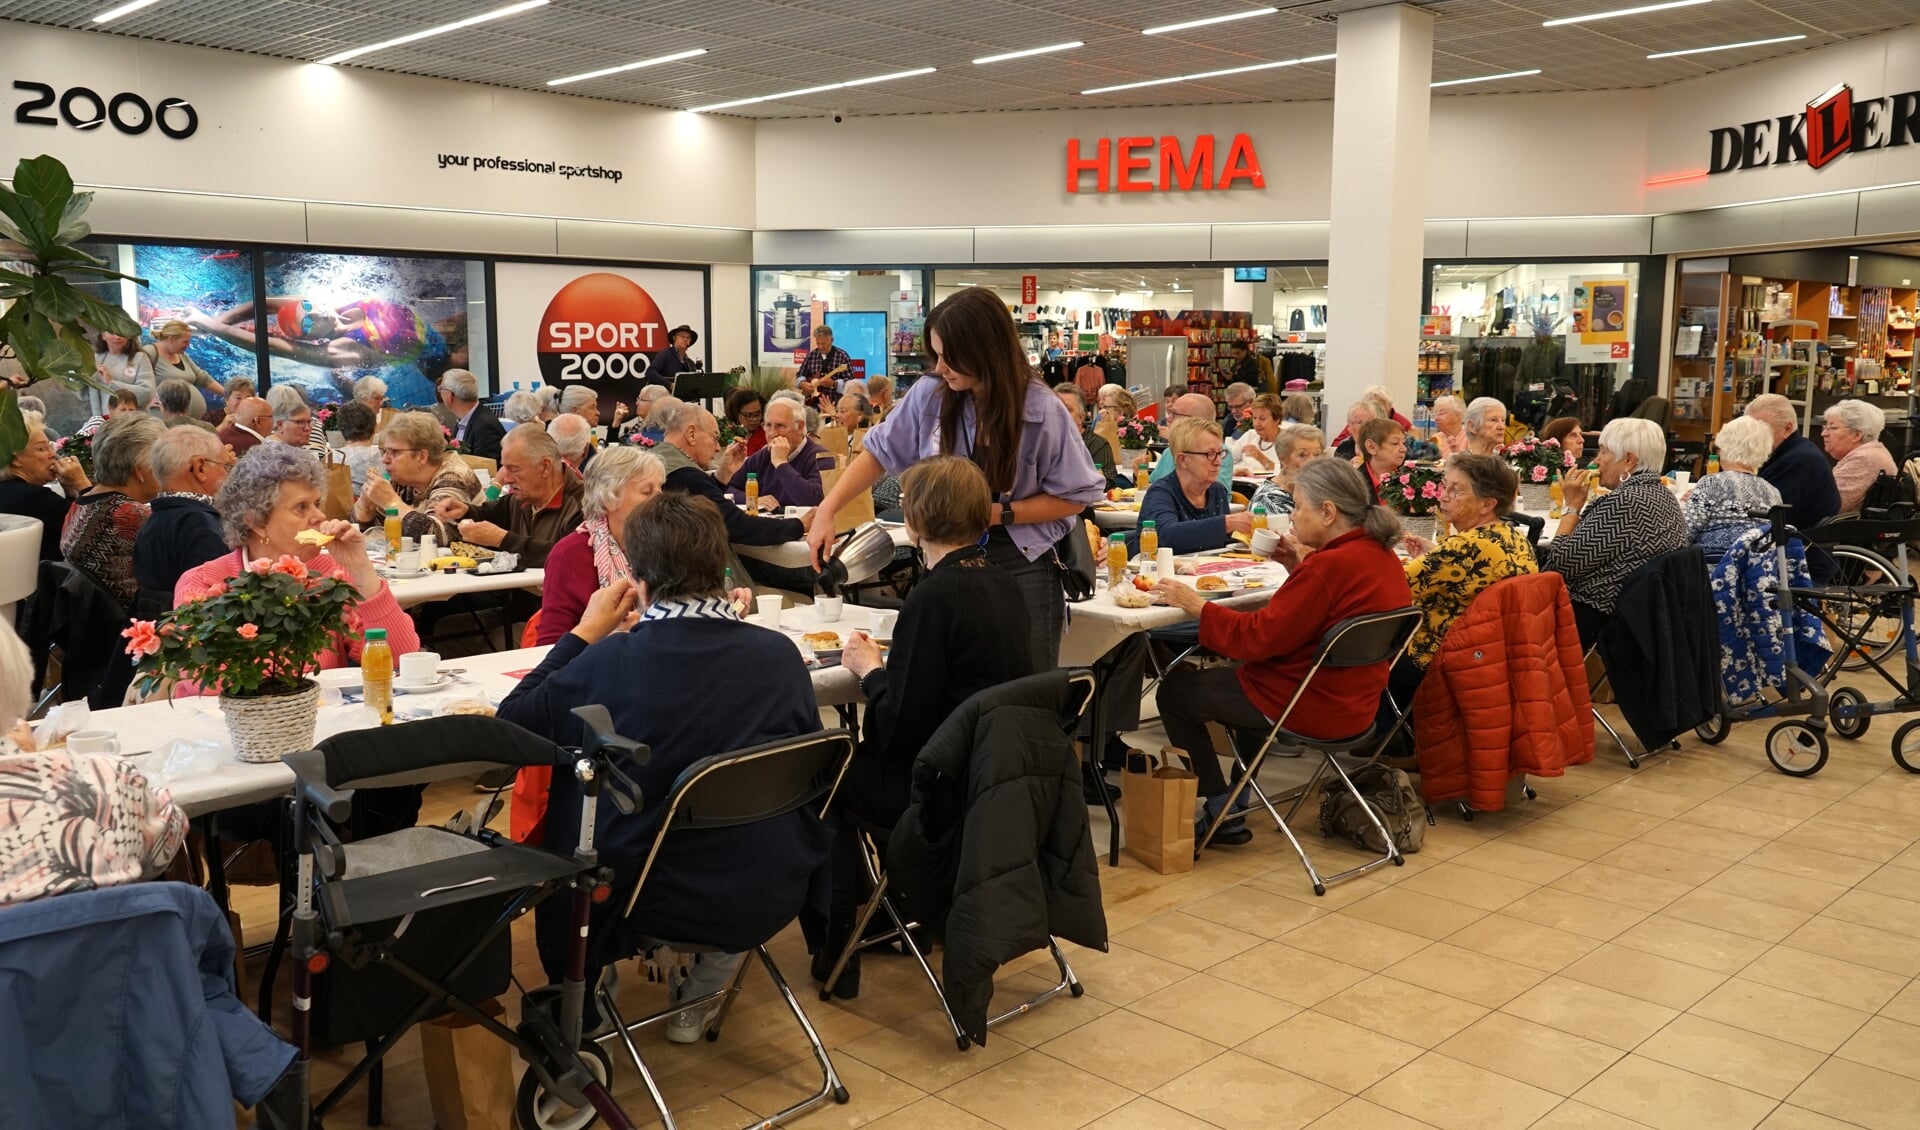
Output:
[1377, 461, 1445, 541]
[124, 555, 361, 762]
[1505, 435, 1573, 510]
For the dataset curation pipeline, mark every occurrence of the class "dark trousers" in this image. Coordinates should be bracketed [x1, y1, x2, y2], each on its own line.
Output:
[1573, 600, 1607, 652]
[827, 754, 911, 913]
[1157, 663, 1274, 798]
[1374, 656, 1426, 758]
[983, 529, 1063, 671]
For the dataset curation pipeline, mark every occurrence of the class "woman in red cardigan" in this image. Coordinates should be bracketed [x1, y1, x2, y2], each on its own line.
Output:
[172, 444, 417, 695]
[1153, 458, 1412, 845]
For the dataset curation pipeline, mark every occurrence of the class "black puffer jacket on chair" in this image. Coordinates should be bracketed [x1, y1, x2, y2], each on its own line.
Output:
[886, 670, 1109, 1045]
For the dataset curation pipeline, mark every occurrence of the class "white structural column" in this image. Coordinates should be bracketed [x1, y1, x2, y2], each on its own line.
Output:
[1325, 3, 1435, 427]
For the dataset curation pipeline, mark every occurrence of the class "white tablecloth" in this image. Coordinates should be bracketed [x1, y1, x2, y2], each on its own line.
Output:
[1092, 502, 1246, 531]
[1061, 559, 1286, 667]
[379, 567, 546, 608]
[102, 639, 862, 818]
[734, 525, 914, 572]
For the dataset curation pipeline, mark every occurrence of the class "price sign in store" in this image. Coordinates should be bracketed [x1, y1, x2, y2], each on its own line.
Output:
[1021, 275, 1038, 304]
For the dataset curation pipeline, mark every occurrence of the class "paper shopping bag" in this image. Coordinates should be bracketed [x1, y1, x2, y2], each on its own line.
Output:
[1121, 746, 1199, 874]
[320, 450, 355, 521]
[419, 997, 515, 1130]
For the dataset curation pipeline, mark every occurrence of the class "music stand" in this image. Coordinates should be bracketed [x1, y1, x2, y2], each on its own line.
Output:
[672, 371, 729, 412]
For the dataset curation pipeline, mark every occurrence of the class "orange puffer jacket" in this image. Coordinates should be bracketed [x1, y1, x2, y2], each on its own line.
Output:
[1414, 572, 1594, 812]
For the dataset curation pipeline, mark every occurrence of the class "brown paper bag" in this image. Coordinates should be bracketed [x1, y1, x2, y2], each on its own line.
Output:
[816, 454, 875, 534]
[320, 450, 354, 520]
[419, 998, 515, 1130]
[1120, 747, 1199, 874]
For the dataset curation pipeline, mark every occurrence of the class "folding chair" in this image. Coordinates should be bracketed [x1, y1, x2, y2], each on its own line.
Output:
[1198, 608, 1423, 895]
[817, 670, 1097, 1049]
[279, 713, 642, 1130]
[1586, 647, 1644, 769]
[594, 728, 857, 1130]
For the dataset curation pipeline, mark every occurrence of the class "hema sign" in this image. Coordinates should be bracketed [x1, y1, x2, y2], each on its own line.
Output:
[1708, 81, 1920, 174]
[1065, 133, 1265, 193]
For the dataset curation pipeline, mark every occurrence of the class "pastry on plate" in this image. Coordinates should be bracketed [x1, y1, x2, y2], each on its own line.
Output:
[1195, 575, 1231, 591]
[802, 631, 843, 650]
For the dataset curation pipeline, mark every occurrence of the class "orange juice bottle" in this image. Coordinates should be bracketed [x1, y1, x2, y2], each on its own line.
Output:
[361, 628, 393, 725]
[1107, 534, 1128, 587]
[383, 506, 401, 557]
[745, 473, 759, 511]
[1251, 505, 1268, 532]
[1134, 462, 1148, 491]
[1139, 520, 1159, 562]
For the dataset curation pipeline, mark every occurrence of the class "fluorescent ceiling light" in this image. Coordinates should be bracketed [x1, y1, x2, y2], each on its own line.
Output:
[1144, 7, 1278, 35]
[1431, 68, 1542, 87]
[92, 0, 163, 21]
[1647, 33, 1806, 59]
[973, 41, 1084, 65]
[1543, 0, 1710, 28]
[1082, 53, 1333, 96]
[689, 67, 935, 113]
[548, 48, 707, 86]
[317, 0, 549, 66]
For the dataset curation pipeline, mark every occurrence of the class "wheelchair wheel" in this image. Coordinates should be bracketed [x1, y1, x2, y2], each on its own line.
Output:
[1765, 721, 1829, 778]
[1694, 713, 1731, 745]
[1828, 687, 1872, 740]
[1822, 545, 1911, 675]
[516, 1040, 612, 1130]
[1893, 719, 1920, 774]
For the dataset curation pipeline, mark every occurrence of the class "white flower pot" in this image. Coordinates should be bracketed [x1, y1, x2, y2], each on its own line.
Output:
[221, 679, 320, 764]
[1518, 482, 1553, 512]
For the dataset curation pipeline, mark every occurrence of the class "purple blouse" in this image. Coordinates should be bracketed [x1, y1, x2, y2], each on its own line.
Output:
[860, 375, 1105, 561]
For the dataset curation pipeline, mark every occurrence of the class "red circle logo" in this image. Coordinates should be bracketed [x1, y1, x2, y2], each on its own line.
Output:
[536, 273, 668, 385]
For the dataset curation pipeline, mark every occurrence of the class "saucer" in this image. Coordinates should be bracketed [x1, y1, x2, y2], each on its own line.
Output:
[393, 674, 453, 694]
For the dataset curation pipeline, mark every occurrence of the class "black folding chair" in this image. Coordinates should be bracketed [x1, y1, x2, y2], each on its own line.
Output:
[594, 729, 857, 1130]
[277, 714, 641, 1130]
[1198, 608, 1423, 894]
[816, 671, 1096, 1050]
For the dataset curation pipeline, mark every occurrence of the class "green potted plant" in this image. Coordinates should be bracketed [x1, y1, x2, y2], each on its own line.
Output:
[0, 154, 148, 466]
[124, 556, 363, 762]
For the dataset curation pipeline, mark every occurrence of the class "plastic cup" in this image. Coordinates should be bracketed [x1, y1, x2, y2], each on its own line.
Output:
[757, 594, 784, 629]
[816, 596, 844, 622]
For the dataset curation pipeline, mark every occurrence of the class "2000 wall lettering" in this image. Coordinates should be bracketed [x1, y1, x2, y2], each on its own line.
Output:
[11, 80, 198, 139]
[435, 152, 624, 183]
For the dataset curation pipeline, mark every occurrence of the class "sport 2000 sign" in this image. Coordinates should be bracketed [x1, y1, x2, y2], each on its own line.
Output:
[495, 263, 708, 418]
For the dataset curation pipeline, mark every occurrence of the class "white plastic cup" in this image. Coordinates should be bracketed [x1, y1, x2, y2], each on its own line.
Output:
[1673, 470, 1692, 487]
[67, 729, 120, 755]
[815, 596, 844, 623]
[1251, 528, 1280, 557]
[393, 550, 421, 574]
[757, 594, 784, 629]
[1272, 512, 1292, 538]
[869, 609, 898, 640]
[398, 651, 441, 686]
[1156, 548, 1176, 579]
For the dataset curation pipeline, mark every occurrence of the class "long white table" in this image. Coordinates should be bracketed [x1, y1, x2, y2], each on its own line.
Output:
[1092, 502, 1248, 532]
[379, 566, 546, 608]
[103, 640, 863, 818]
[1062, 558, 1286, 667]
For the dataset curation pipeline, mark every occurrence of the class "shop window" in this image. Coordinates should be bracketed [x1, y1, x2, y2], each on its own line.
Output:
[754, 268, 927, 379]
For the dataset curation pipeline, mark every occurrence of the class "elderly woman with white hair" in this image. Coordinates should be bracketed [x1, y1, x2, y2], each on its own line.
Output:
[536, 446, 663, 646]
[1430, 395, 1469, 458]
[353, 410, 480, 545]
[60, 413, 165, 609]
[502, 389, 542, 430]
[1462, 396, 1509, 457]
[1823, 398, 1898, 515]
[264, 385, 327, 453]
[1546, 417, 1687, 646]
[1683, 415, 1783, 552]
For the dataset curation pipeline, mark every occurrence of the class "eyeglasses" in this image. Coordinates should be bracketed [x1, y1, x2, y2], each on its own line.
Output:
[379, 446, 416, 457]
[1182, 448, 1227, 464]
[198, 457, 236, 471]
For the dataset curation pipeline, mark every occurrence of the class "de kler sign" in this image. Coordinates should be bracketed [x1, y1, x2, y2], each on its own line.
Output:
[1066, 133, 1265, 193]
[1709, 82, 1920, 174]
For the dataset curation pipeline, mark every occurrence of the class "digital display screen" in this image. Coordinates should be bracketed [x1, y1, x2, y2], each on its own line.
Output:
[1233, 267, 1268, 282]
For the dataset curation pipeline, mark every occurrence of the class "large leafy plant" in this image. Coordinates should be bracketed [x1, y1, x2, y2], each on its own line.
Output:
[0, 154, 148, 465]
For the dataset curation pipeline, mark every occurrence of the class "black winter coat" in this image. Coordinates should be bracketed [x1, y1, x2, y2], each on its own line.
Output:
[886, 671, 1108, 1044]
[1597, 546, 1717, 751]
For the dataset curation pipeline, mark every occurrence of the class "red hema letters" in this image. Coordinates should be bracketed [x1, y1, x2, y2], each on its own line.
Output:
[1066, 134, 1265, 193]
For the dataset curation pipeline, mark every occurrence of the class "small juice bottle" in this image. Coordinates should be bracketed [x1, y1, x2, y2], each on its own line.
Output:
[1134, 462, 1149, 491]
[1548, 471, 1564, 516]
[1706, 453, 1721, 475]
[745, 473, 759, 511]
[361, 628, 393, 725]
[1251, 505, 1268, 532]
[383, 507, 401, 558]
[1139, 520, 1159, 563]
[1107, 534, 1128, 588]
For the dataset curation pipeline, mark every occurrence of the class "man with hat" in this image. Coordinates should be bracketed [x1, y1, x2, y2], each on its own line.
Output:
[647, 323, 703, 391]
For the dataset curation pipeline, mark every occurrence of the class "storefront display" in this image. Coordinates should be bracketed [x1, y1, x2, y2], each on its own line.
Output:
[753, 268, 928, 378]
[494, 262, 708, 417]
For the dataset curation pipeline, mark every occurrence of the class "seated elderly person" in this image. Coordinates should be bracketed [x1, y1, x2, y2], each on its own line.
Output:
[1746, 393, 1840, 531]
[723, 387, 768, 455]
[537, 446, 665, 644]
[1430, 395, 1469, 458]
[833, 389, 871, 434]
[1545, 417, 1688, 647]
[725, 396, 828, 510]
[501, 389, 541, 431]
[334, 399, 382, 493]
[1150, 392, 1237, 489]
[0, 411, 90, 559]
[263, 386, 326, 453]
[499, 491, 830, 1039]
[1249, 425, 1324, 516]
[132, 426, 232, 620]
[1152, 460, 1413, 844]
[353, 410, 480, 546]
[216, 391, 269, 455]
[434, 426, 585, 567]
[1229, 394, 1286, 471]
[158, 378, 216, 435]
[1330, 401, 1377, 461]
[559, 385, 600, 432]
[1221, 383, 1256, 438]
[1539, 416, 1587, 467]
[548, 412, 595, 474]
[1354, 417, 1409, 501]
[352, 376, 392, 432]
[822, 456, 1034, 997]
[1282, 393, 1316, 427]
[1824, 398, 1898, 514]
[61, 413, 165, 610]
[1684, 415, 1783, 552]
[618, 384, 674, 442]
[440, 369, 505, 462]
[1128, 417, 1255, 554]
[174, 444, 419, 693]
[868, 374, 896, 420]
[1055, 384, 1122, 486]
[1462, 396, 1509, 457]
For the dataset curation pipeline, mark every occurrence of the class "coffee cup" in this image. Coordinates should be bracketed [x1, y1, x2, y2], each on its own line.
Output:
[757, 594, 784, 629]
[1155, 548, 1176, 579]
[869, 609, 898, 640]
[1251, 528, 1280, 557]
[398, 651, 441, 686]
[1271, 512, 1292, 538]
[67, 729, 120, 755]
[395, 550, 423, 574]
[815, 596, 844, 623]
[1673, 470, 1692, 487]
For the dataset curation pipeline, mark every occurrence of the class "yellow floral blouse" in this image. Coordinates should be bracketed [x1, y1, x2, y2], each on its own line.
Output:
[1404, 519, 1539, 669]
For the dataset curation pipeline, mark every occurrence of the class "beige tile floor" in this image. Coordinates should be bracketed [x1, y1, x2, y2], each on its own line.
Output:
[240, 698, 1920, 1129]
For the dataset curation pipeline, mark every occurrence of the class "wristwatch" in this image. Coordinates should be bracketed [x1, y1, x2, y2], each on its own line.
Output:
[1000, 500, 1016, 527]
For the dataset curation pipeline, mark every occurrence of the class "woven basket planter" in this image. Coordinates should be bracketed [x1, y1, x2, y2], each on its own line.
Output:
[1518, 482, 1553, 512]
[221, 679, 320, 764]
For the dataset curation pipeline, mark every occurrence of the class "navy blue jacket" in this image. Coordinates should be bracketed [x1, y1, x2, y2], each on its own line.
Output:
[131, 494, 227, 619]
[1127, 476, 1233, 555]
[500, 617, 831, 971]
[1757, 431, 1841, 532]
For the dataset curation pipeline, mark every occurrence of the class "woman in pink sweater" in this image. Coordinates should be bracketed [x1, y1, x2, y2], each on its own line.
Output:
[173, 444, 416, 692]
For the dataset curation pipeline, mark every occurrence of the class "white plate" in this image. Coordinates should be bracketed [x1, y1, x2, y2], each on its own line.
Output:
[382, 568, 429, 580]
[393, 674, 454, 695]
[316, 668, 362, 692]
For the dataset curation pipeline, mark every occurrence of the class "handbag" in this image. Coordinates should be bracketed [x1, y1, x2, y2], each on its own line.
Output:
[1051, 517, 1097, 602]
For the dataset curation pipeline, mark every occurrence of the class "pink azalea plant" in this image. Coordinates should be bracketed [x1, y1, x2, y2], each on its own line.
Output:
[1505, 435, 1574, 483]
[123, 555, 361, 698]
[1379, 460, 1446, 518]
[1115, 416, 1162, 451]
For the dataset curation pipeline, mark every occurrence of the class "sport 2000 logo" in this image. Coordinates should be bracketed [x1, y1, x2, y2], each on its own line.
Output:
[536, 273, 669, 384]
